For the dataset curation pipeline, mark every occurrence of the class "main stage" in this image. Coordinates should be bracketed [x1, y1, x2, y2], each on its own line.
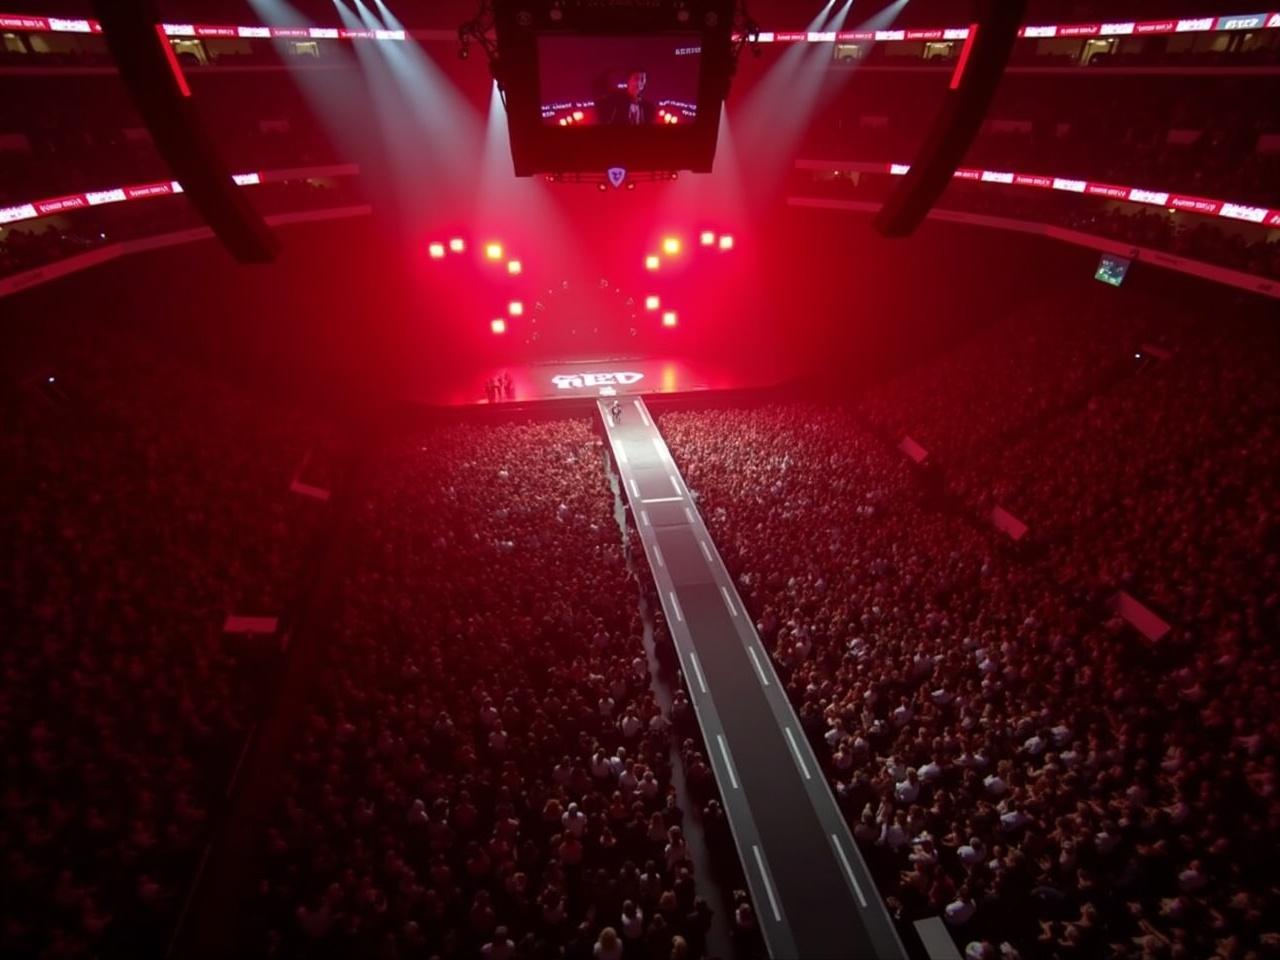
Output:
[429, 354, 796, 406]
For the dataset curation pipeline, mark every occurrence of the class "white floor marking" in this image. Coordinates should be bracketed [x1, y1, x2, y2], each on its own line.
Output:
[748, 647, 771, 688]
[721, 585, 739, 617]
[642, 496, 683, 504]
[616, 444, 628, 464]
[641, 510, 650, 527]
[669, 475, 682, 495]
[653, 437, 669, 461]
[629, 477, 640, 498]
[699, 539, 714, 562]
[635, 400, 650, 426]
[668, 590, 683, 622]
[831, 834, 869, 908]
[685, 506, 696, 524]
[689, 650, 708, 693]
[653, 544, 665, 568]
[752, 845, 784, 922]
[784, 726, 812, 780]
[717, 734, 740, 790]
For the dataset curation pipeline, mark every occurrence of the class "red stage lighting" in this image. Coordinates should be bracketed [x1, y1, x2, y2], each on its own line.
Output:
[449, 238, 465, 253]
[428, 242, 446, 259]
[491, 318, 507, 334]
[700, 231, 715, 246]
[662, 237, 681, 256]
[485, 242, 504, 260]
[507, 260, 522, 275]
[645, 295, 660, 311]
[645, 255, 661, 271]
[662, 311, 678, 327]
[508, 301, 524, 316]
[718, 234, 735, 251]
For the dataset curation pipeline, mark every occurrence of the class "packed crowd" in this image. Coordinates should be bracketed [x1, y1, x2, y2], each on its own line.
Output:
[660, 383, 1278, 959]
[1, 341, 328, 959]
[243, 419, 722, 959]
[861, 287, 1280, 624]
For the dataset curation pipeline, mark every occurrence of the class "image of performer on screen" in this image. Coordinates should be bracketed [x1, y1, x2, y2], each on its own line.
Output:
[599, 69, 656, 126]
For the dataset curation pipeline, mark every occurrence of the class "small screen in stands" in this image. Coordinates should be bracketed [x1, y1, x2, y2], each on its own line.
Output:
[538, 34, 701, 127]
[1095, 254, 1132, 287]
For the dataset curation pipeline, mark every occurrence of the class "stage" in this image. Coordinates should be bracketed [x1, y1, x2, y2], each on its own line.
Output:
[427, 354, 797, 406]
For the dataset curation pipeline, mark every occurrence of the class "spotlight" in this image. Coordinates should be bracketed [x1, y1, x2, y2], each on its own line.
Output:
[645, 295, 660, 310]
[560, 118, 569, 126]
[718, 234, 735, 250]
[428, 242, 445, 259]
[509, 301, 524, 316]
[573, 110, 584, 121]
[662, 311, 678, 327]
[662, 237, 681, 256]
[48, 376, 56, 383]
[449, 238, 465, 253]
[599, 182, 608, 192]
[700, 231, 715, 246]
[491, 318, 507, 334]
[507, 260, 522, 275]
[645, 255, 661, 271]
[485, 243, 504, 260]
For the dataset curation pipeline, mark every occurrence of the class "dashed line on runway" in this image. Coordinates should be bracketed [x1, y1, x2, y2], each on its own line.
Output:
[717, 734, 741, 790]
[784, 726, 812, 780]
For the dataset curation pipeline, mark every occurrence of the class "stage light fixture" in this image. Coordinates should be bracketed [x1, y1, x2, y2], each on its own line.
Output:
[491, 318, 507, 334]
[718, 234, 735, 250]
[509, 301, 524, 316]
[645, 295, 660, 310]
[700, 231, 716, 246]
[662, 237, 681, 256]
[507, 260, 522, 275]
[449, 238, 465, 253]
[485, 242, 504, 260]
[662, 311, 678, 327]
[429, 242, 446, 259]
[573, 110, 584, 121]
[645, 255, 661, 271]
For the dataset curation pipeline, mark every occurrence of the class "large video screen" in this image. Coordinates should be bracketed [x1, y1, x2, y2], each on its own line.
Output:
[1095, 254, 1132, 287]
[538, 34, 701, 127]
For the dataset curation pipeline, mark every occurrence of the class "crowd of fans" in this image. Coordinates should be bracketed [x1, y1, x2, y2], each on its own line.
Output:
[1, 340, 329, 959]
[659, 318, 1278, 958]
[242, 418, 723, 959]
